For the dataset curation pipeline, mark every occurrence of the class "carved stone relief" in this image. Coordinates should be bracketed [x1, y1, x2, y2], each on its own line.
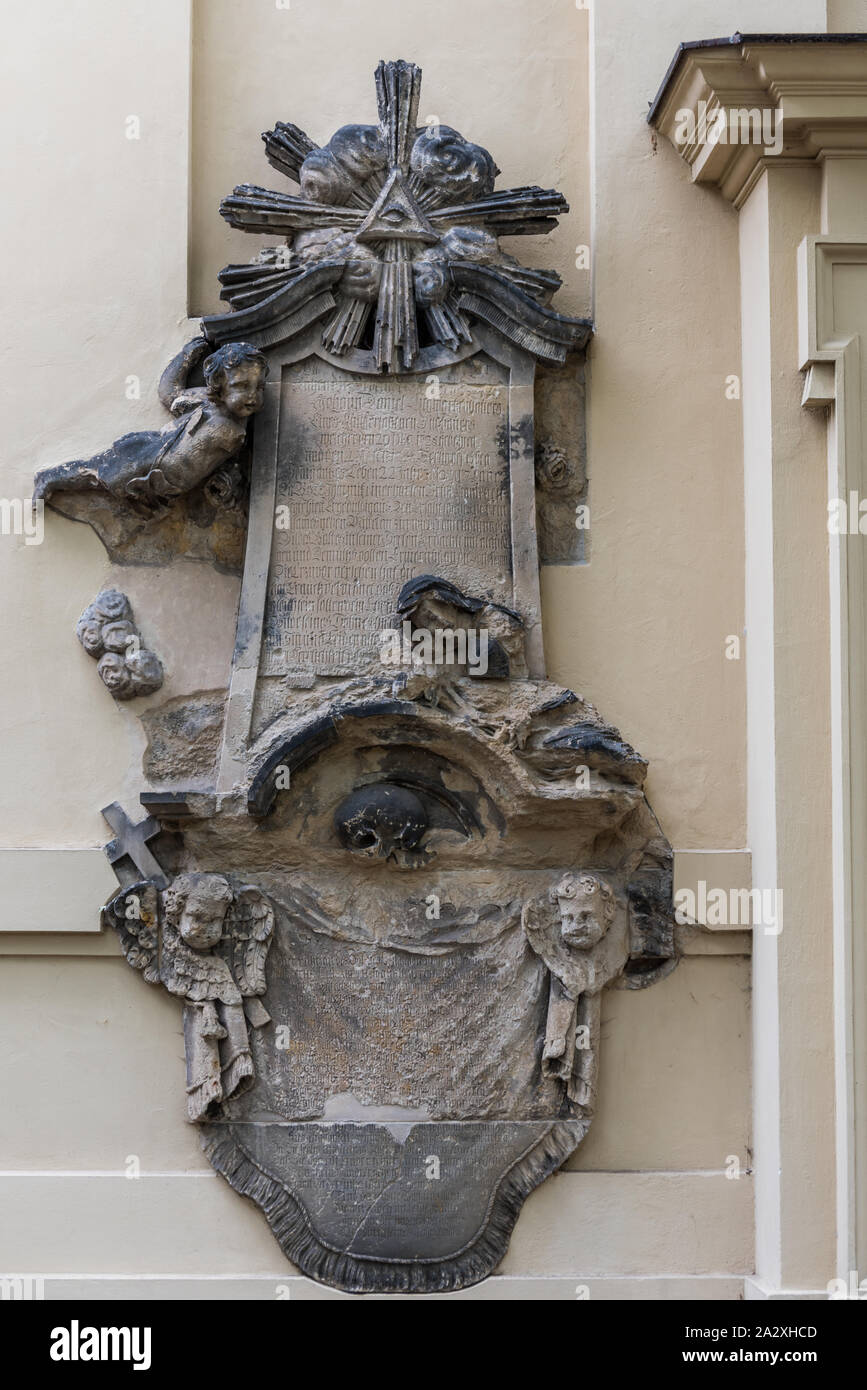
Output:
[77, 590, 163, 700]
[105, 875, 274, 1122]
[34, 340, 267, 570]
[208, 59, 590, 370]
[38, 59, 677, 1295]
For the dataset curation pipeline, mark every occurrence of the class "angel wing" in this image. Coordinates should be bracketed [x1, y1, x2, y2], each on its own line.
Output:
[102, 881, 160, 984]
[159, 921, 241, 1005]
[224, 886, 274, 998]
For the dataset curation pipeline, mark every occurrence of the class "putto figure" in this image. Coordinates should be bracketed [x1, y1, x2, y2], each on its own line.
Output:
[522, 871, 623, 1108]
[104, 872, 274, 1120]
[34, 338, 268, 517]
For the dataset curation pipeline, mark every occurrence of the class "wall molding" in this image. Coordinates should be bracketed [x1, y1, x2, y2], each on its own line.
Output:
[798, 232, 867, 1277]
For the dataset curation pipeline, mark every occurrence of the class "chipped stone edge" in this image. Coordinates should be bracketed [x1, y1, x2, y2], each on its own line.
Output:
[201, 1118, 585, 1295]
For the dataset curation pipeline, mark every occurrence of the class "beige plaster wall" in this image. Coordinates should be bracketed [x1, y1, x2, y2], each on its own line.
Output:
[0, 0, 834, 1295]
[0, 0, 213, 847]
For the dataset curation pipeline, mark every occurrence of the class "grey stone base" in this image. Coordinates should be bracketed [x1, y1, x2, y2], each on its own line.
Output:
[201, 1118, 585, 1294]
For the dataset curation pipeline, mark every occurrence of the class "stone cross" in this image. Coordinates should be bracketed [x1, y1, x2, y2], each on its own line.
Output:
[102, 802, 168, 888]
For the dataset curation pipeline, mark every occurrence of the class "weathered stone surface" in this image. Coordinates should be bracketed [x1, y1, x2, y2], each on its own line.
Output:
[202, 1117, 583, 1292]
[106, 872, 274, 1121]
[534, 359, 588, 564]
[34, 340, 268, 571]
[205, 60, 591, 371]
[77, 589, 163, 700]
[43, 485, 250, 573]
[143, 693, 226, 786]
[262, 356, 511, 676]
[40, 55, 682, 1297]
[105, 675, 675, 1291]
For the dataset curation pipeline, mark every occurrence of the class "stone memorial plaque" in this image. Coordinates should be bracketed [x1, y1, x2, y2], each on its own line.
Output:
[262, 356, 510, 676]
[41, 58, 679, 1295]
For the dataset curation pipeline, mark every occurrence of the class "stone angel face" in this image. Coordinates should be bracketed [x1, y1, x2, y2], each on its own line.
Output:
[522, 871, 628, 999]
[167, 872, 232, 951]
[159, 873, 274, 1004]
[33, 338, 268, 517]
[552, 871, 617, 951]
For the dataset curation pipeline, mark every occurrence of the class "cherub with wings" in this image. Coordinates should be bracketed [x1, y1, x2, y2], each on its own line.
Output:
[103, 872, 274, 1122]
[34, 339, 267, 518]
[522, 872, 625, 1114]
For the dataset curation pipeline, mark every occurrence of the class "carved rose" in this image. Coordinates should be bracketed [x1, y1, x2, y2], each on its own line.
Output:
[92, 589, 132, 623]
[76, 590, 133, 657]
[76, 616, 105, 656]
[535, 442, 572, 492]
[125, 647, 164, 697]
[102, 619, 138, 654]
[79, 588, 163, 700]
[97, 651, 134, 697]
[203, 468, 235, 509]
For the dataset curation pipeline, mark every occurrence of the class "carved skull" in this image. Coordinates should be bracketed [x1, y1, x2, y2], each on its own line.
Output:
[335, 784, 428, 862]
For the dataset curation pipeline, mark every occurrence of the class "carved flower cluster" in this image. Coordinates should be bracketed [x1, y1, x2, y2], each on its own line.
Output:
[76, 590, 163, 700]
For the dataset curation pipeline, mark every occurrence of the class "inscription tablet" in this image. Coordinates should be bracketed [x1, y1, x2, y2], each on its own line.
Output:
[262, 356, 511, 676]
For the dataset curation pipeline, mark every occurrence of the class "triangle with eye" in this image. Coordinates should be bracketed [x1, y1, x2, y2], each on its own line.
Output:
[355, 168, 439, 244]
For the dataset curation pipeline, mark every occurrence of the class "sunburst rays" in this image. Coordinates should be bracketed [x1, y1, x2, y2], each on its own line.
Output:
[210, 60, 590, 368]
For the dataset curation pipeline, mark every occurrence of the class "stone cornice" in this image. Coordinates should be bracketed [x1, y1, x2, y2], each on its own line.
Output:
[649, 34, 867, 207]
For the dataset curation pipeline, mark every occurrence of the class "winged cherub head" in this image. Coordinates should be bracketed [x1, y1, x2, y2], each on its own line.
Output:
[165, 873, 233, 951]
[549, 872, 616, 951]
